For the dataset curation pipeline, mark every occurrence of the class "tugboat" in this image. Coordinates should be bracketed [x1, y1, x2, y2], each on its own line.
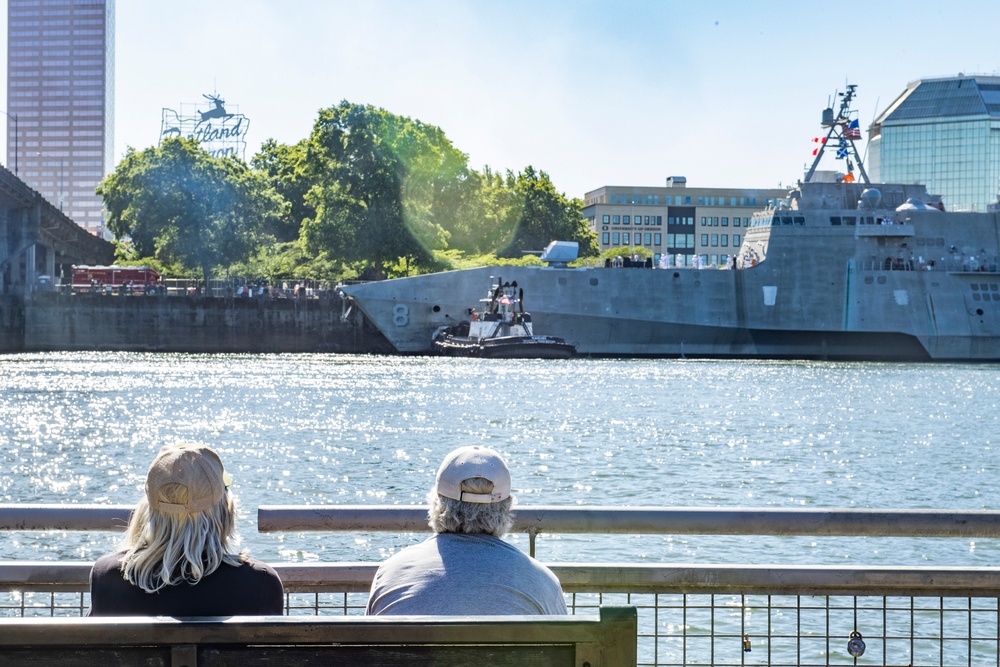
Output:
[432, 277, 576, 359]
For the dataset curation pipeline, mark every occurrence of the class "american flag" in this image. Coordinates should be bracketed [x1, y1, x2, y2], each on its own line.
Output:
[844, 119, 862, 139]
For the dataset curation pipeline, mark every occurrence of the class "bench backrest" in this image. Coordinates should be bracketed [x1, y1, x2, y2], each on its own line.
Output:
[0, 605, 637, 667]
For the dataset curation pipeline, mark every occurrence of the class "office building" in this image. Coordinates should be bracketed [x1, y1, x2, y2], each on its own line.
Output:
[583, 178, 787, 267]
[6, 0, 115, 234]
[868, 75, 1000, 213]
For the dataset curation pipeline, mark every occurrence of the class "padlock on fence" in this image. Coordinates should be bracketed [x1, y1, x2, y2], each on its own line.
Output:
[847, 630, 866, 657]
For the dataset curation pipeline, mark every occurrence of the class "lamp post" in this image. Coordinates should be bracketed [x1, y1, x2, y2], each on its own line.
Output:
[0, 110, 18, 175]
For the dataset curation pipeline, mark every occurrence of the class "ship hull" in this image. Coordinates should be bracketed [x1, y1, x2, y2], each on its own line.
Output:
[433, 334, 576, 359]
[340, 183, 1000, 361]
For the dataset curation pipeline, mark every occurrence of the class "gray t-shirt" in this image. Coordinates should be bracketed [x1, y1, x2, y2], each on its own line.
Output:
[366, 532, 567, 615]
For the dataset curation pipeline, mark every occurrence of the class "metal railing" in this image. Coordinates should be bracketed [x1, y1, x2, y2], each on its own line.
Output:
[6, 505, 997, 556]
[3, 504, 1000, 666]
[255, 505, 1000, 557]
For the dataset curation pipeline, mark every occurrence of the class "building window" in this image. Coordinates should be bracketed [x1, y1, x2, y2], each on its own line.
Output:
[612, 232, 620, 245]
[721, 235, 728, 247]
[701, 217, 707, 226]
[722, 217, 728, 227]
[623, 232, 630, 245]
[701, 234, 708, 246]
[733, 217, 741, 227]
[711, 234, 719, 247]
[602, 215, 610, 224]
[644, 233, 652, 245]
[612, 215, 620, 224]
[602, 232, 610, 245]
[733, 234, 741, 246]
[654, 233, 661, 245]
[623, 215, 630, 225]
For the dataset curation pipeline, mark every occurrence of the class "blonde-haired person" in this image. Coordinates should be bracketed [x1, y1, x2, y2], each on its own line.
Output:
[366, 445, 566, 615]
[89, 443, 283, 616]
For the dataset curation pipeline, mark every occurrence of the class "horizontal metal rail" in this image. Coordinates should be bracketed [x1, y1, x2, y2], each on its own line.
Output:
[0, 504, 132, 531]
[4, 562, 1000, 597]
[5, 504, 999, 538]
[256, 506, 1000, 538]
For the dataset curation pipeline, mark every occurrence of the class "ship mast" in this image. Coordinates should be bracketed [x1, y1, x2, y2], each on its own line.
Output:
[804, 84, 870, 184]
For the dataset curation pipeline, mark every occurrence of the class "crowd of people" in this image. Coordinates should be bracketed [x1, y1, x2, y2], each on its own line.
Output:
[88, 444, 566, 618]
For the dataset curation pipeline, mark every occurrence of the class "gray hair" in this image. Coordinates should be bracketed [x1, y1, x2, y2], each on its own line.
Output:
[119, 482, 246, 593]
[427, 477, 515, 537]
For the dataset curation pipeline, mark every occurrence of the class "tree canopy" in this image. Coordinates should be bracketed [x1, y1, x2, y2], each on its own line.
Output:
[98, 102, 599, 282]
[98, 138, 284, 286]
[498, 167, 599, 258]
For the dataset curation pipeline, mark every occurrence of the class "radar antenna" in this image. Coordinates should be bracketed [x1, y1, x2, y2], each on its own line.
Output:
[804, 84, 870, 184]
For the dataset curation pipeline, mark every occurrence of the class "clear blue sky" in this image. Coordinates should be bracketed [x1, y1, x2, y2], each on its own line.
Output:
[3, 0, 1000, 198]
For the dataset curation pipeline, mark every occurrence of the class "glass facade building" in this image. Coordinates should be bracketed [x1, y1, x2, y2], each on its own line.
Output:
[869, 76, 1000, 212]
[6, 0, 115, 235]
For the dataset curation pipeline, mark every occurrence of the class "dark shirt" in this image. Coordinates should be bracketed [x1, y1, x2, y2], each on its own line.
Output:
[89, 550, 284, 616]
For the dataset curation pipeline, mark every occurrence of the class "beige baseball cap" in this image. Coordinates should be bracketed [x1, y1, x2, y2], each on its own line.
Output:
[145, 443, 232, 514]
[434, 446, 511, 504]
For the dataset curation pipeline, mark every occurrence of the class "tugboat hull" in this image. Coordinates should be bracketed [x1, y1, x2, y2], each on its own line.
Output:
[433, 335, 576, 359]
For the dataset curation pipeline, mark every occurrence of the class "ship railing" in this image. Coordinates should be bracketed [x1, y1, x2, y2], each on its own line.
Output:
[859, 257, 1000, 272]
[3, 505, 1000, 667]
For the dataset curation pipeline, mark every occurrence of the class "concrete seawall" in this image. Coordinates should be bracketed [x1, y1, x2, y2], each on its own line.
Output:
[0, 293, 395, 354]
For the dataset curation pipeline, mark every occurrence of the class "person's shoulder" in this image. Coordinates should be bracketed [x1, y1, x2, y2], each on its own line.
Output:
[239, 556, 282, 579]
[232, 557, 284, 600]
[91, 550, 125, 575]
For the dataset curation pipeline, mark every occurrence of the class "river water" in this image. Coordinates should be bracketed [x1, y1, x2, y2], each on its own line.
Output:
[0, 352, 997, 568]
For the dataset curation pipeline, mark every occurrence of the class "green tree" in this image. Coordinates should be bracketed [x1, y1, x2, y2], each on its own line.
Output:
[251, 138, 313, 243]
[471, 167, 522, 255]
[498, 166, 599, 258]
[302, 101, 471, 277]
[98, 139, 284, 287]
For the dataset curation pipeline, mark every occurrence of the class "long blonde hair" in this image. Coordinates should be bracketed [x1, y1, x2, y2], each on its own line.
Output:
[120, 482, 246, 593]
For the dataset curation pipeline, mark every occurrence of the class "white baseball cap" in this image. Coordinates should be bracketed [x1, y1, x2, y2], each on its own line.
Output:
[434, 446, 511, 504]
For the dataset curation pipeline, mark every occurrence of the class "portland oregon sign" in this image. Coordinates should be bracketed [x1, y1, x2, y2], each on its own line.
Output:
[160, 94, 250, 159]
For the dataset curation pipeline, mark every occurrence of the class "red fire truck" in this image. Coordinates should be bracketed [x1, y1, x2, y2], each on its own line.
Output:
[72, 265, 162, 294]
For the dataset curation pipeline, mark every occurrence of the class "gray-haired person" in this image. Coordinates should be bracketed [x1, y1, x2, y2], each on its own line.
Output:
[366, 445, 567, 615]
[89, 443, 283, 616]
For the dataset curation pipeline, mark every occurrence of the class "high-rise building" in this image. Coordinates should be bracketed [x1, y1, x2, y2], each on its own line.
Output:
[583, 178, 787, 267]
[6, 0, 115, 235]
[868, 75, 1000, 213]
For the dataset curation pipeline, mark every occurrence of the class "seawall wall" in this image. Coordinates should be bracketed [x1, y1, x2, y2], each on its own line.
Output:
[0, 294, 394, 354]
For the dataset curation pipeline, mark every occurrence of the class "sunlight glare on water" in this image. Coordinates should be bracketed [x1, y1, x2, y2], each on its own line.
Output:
[0, 353, 997, 566]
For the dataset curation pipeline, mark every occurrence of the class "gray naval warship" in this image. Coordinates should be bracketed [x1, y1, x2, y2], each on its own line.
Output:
[340, 88, 1000, 361]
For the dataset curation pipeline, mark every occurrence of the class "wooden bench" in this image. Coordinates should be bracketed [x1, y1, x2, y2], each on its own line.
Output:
[0, 605, 637, 667]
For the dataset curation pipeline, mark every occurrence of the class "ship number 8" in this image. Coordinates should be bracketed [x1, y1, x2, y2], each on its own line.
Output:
[392, 304, 409, 327]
